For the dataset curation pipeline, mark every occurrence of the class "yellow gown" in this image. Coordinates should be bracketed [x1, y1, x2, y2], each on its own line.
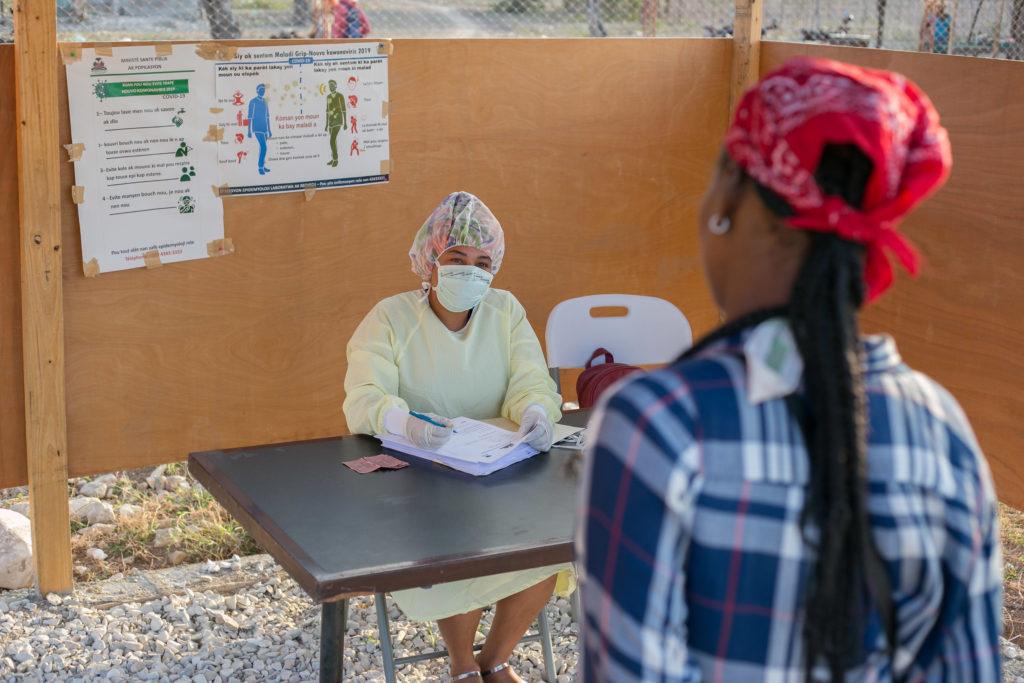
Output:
[343, 288, 576, 621]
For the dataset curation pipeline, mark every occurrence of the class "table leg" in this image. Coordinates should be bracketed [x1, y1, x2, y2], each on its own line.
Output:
[375, 593, 398, 683]
[320, 598, 348, 683]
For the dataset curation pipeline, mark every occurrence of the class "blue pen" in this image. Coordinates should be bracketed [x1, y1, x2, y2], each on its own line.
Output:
[409, 411, 457, 433]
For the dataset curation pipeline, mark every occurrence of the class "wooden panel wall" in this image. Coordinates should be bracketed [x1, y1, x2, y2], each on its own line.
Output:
[762, 43, 1024, 508]
[0, 46, 27, 488]
[3, 38, 727, 484]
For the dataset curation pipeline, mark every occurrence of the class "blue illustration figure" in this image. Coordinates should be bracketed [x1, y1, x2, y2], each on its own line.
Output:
[247, 84, 272, 175]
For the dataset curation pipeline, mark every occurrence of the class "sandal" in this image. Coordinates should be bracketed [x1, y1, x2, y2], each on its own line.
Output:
[452, 671, 483, 681]
[480, 662, 511, 678]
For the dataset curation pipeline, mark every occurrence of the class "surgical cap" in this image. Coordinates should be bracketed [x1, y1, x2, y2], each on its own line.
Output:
[408, 192, 505, 282]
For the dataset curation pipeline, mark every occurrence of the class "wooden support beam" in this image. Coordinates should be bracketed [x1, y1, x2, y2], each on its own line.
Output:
[731, 0, 763, 112]
[13, 0, 73, 594]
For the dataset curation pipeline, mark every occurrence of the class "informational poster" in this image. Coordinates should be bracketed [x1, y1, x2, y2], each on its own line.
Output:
[65, 44, 225, 275]
[211, 42, 391, 195]
[64, 41, 391, 274]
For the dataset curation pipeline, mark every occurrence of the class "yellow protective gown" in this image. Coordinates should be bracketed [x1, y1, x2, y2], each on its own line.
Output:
[343, 288, 575, 622]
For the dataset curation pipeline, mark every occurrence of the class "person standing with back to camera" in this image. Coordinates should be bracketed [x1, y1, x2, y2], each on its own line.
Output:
[577, 57, 1002, 681]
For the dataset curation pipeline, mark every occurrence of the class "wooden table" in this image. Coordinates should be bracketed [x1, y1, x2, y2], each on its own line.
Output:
[188, 411, 588, 682]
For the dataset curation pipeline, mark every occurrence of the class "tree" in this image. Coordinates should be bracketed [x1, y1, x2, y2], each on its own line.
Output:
[1013, 0, 1024, 59]
[876, 0, 887, 47]
[201, 0, 241, 39]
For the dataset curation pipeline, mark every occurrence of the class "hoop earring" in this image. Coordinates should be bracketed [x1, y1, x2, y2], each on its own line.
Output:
[708, 213, 731, 236]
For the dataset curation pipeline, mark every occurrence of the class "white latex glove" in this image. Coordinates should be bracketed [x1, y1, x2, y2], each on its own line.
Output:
[384, 408, 454, 450]
[517, 404, 554, 452]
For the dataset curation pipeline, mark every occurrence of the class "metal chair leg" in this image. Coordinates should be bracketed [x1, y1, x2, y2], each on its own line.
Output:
[537, 605, 557, 682]
[375, 593, 398, 683]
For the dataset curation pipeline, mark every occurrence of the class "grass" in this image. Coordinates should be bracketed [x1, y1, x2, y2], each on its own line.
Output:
[68, 469, 260, 583]
[1002, 504, 1024, 643]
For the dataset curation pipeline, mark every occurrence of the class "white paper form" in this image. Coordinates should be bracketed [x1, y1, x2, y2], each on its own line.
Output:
[434, 418, 529, 464]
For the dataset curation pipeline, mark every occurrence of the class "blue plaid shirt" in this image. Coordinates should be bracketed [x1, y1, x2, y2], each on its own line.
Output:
[576, 328, 1001, 682]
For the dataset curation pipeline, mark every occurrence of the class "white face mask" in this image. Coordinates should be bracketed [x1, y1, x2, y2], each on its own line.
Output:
[434, 265, 493, 313]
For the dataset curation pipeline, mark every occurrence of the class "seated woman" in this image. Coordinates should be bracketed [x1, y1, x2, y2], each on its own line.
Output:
[344, 191, 575, 682]
[578, 59, 1001, 680]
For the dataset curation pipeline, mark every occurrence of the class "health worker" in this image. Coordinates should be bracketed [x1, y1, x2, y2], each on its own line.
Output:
[343, 190, 575, 682]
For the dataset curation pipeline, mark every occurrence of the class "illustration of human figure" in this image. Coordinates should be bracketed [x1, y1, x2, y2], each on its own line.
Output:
[350, 116, 358, 134]
[347, 76, 358, 90]
[236, 151, 248, 164]
[247, 84, 272, 175]
[177, 196, 194, 214]
[232, 90, 245, 106]
[174, 141, 192, 157]
[180, 165, 196, 182]
[350, 139, 362, 156]
[172, 109, 185, 127]
[348, 94, 358, 108]
[325, 79, 347, 168]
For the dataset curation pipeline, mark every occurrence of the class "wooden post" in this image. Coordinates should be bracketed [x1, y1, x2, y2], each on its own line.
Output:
[731, 0, 763, 112]
[13, 0, 73, 594]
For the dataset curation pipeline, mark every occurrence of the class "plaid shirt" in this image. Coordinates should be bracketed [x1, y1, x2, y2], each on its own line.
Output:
[576, 328, 1001, 682]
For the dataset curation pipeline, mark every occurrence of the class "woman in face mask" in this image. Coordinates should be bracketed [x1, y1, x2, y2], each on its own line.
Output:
[343, 191, 573, 682]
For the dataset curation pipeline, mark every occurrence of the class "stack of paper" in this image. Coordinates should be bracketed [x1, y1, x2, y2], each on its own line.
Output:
[378, 418, 540, 476]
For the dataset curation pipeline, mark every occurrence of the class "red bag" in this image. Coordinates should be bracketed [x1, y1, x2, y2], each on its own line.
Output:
[576, 348, 641, 409]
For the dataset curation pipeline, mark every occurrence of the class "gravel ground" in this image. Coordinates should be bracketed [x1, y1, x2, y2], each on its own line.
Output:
[0, 556, 577, 682]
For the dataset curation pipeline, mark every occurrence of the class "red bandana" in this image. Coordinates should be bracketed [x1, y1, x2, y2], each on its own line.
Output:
[725, 57, 952, 301]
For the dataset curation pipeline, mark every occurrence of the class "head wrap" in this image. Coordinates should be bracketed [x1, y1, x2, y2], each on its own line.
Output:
[409, 191, 506, 283]
[725, 57, 952, 301]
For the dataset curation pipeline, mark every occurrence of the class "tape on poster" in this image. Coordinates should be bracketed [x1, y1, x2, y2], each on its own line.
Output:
[60, 44, 84, 64]
[154, 43, 174, 57]
[207, 238, 235, 258]
[196, 43, 239, 61]
[143, 250, 162, 269]
[377, 41, 394, 56]
[203, 125, 225, 142]
[380, 160, 391, 175]
[211, 184, 229, 198]
[381, 101, 389, 118]
[83, 258, 101, 278]
[71, 186, 86, 204]
[303, 184, 317, 201]
[209, 107, 224, 114]
[94, 44, 114, 57]
[64, 143, 85, 162]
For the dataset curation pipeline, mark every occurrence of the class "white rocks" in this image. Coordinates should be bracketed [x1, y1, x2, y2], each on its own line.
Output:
[69, 497, 116, 526]
[86, 548, 108, 562]
[153, 528, 179, 549]
[78, 480, 109, 499]
[0, 553, 581, 681]
[45, 593, 63, 606]
[10, 501, 30, 517]
[0, 509, 33, 589]
[146, 465, 167, 491]
[117, 503, 143, 520]
[163, 475, 189, 492]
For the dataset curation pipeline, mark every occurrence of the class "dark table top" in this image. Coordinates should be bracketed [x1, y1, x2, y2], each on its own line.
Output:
[188, 411, 590, 602]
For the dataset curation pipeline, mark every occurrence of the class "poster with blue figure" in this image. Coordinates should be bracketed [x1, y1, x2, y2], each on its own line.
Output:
[213, 42, 391, 196]
[247, 84, 272, 175]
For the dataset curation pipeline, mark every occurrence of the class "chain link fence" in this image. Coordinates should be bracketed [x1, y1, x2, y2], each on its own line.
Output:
[0, 1, 1020, 59]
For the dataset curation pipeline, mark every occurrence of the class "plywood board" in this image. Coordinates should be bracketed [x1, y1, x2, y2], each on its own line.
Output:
[0, 46, 27, 489]
[762, 43, 1024, 508]
[41, 38, 729, 483]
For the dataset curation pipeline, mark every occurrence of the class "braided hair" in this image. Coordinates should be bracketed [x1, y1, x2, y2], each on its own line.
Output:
[688, 144, 891, 680]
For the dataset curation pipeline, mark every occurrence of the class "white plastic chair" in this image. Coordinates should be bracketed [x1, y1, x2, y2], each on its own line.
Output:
[545, 294, 693, 384]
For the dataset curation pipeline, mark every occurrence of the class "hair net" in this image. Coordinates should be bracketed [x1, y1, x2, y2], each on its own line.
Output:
[408, 192, 505, 283]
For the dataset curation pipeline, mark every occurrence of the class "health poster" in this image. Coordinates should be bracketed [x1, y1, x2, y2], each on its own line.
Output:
[212, 42, 390, 195]
[65, 44, 225, 275]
